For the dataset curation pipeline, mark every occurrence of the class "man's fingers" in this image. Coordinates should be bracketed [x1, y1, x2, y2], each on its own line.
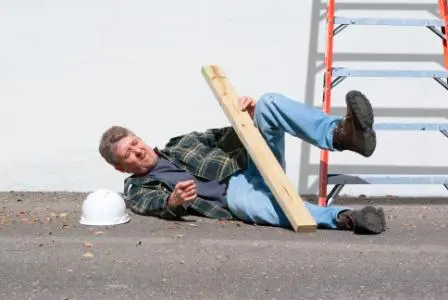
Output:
[184, 189, 196, 198]
[183, 184, 196, 194]
[176, 189, 196, 202]
[239, 97, 249, 109]
[183, 187, 196, 195]
[173, 181, 197, 201]
[178, 182, 196, 194]
[176, 180, 195, 189]
[239, 97, 256, 112]
[178, 189, 196, 200]
[184, 192, 197, 202]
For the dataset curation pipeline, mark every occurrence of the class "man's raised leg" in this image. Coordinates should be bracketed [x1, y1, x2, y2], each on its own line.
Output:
[253, 90, 377, 163]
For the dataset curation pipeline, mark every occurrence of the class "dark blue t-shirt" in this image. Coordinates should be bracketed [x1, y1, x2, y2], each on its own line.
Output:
[148, 157, 228, 207]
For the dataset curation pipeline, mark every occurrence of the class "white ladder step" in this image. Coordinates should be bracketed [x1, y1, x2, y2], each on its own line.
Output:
[334, 17, 445, 27]
[328, 174, 448, 185]
[374, 123, 448, 131]
[332, 68, 448, 78]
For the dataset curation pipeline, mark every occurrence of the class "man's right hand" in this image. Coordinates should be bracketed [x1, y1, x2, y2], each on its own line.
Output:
[167, 180, 197, 207]
[238, 96, 256, 119]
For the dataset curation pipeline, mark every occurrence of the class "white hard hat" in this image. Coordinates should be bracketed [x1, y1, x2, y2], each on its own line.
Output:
[79, 188, 130, 226]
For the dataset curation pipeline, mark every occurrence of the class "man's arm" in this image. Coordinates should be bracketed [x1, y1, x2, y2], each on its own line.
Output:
[165, 126, 236, 148]
[126, 182, 188, 220]
[190, 127, 246, 154]
[199, 95, 256, 150]
[165, 96, 254, 150]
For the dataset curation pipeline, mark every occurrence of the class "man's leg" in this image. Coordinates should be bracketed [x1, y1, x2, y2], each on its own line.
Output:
[227, 160, 386, 233]
[252, 90, 377, 164]
[226, 169, 349, 229]
[226, 90, 386, 234]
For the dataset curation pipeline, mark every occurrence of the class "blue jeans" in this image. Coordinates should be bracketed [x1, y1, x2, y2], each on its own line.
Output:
[226, 92, 350, 229]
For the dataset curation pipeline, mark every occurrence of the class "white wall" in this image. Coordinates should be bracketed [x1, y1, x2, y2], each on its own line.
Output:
[1, 0, 447, 197]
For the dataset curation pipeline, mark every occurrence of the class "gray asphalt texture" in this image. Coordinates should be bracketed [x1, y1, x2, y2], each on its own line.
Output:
[1, 192, 448, 300]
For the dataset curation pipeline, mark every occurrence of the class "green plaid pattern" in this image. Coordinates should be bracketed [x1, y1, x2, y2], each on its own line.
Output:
[124, 126, 247, 220]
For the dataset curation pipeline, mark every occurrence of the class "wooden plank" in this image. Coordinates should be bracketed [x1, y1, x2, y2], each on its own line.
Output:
[201, 65, 317, 232]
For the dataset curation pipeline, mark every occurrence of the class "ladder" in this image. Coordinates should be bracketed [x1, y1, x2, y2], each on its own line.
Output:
[319, 0, 448, 207]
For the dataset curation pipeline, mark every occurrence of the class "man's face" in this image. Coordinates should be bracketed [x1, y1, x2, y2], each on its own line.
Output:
[113, 135, 158, 175]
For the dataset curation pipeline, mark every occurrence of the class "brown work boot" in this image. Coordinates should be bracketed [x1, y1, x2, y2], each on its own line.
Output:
[336, 206, 386, 234]
[332, 90, 376, 157]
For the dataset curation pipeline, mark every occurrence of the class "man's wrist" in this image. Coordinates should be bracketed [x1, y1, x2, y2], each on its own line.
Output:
[167, 192, 182, 207]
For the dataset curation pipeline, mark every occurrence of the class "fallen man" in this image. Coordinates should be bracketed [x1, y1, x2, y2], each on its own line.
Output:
[99, 91, 386, 234]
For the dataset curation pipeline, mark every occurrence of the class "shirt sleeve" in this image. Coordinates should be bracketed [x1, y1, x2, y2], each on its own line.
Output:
[165, 126, 235, 149]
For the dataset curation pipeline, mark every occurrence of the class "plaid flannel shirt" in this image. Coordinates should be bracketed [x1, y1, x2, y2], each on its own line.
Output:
[123, 126, 247, 220]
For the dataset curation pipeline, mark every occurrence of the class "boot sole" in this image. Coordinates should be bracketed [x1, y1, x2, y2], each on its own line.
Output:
[353, 206, 386, 234]
[346, 90, 374, 130]
[346, 90, 376, 157]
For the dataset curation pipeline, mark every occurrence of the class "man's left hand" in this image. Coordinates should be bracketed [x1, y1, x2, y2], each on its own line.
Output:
[238, 96, 256, 119]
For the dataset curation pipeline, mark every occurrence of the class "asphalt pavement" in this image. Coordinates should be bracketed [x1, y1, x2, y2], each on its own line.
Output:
[1, 192, 448, 300]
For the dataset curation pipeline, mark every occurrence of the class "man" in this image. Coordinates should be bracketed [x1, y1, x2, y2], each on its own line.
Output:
[99, 91, 386, 234]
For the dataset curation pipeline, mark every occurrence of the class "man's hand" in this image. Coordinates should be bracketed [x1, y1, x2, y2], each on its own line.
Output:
[238, 96, 256, 119]
[167, 180, 197, 207]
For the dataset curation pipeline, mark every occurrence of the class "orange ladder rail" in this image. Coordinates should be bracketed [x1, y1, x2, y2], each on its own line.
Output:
[318, 0, 336, 207]
[440, 0, 448, 67]
[318, 0, 448, 207]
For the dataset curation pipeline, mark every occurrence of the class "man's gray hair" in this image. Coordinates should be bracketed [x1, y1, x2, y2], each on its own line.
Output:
[99, 126, 135, 165]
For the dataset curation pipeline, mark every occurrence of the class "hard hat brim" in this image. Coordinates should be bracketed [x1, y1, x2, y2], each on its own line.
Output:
[79, 213, 131, 226]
